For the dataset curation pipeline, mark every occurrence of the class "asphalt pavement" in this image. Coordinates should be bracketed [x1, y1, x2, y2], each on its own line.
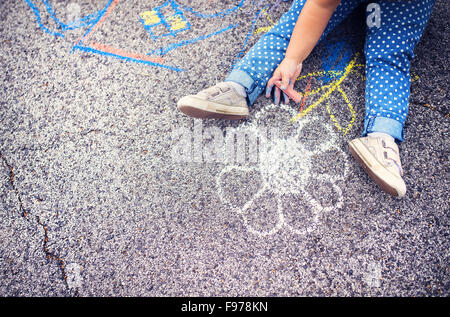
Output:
[0, 0, 448, 296]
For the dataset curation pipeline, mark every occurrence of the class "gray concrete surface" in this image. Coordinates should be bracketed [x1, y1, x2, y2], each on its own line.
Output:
[0, 0, 448, 296]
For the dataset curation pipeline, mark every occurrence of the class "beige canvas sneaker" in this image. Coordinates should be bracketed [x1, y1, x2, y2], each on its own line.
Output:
[177, 82, 249, 120]
[349, 135, 407, 198]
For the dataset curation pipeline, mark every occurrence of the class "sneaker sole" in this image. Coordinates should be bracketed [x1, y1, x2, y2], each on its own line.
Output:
[177, 96, 249, 120]
[349, 139, 406, 198]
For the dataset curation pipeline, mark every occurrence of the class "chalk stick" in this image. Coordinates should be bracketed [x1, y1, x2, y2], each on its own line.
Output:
[273, 80, 303, 103]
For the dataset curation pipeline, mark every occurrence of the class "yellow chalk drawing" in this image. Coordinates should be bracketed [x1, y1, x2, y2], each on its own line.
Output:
[235, 1, 420, 136]
[167, 15, 188, 31]
[289, 56, 421, 135]
[290, 53, 360, 136]
[140, 10, 160, 25]
[241, 5, 421, 136]
[326, 85, 356, 135]
[255, 9, 275, 34]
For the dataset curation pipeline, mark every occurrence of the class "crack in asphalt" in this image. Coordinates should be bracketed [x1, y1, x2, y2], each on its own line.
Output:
[410, 99, 450, 118]
[0, 152, 69, 292]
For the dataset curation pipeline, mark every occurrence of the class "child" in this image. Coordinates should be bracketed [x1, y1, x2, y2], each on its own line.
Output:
[177, 0, 436, 198]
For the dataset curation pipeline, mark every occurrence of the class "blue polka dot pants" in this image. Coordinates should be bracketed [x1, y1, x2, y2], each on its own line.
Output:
[364, 0, 435, 141]
[225, 0, 435, 141]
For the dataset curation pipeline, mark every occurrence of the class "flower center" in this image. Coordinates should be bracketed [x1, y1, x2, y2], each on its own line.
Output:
[258, 138, 311, 193]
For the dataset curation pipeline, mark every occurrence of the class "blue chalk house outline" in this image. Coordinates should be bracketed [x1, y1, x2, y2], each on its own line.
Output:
[142, 0, 246, 57]
[25, 0, 248, 72]
[140, 0, 191, 40]
[24, 0, 106, 37]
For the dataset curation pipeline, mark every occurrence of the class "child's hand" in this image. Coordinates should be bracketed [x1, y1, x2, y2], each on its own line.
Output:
[266, 58, 302, 105]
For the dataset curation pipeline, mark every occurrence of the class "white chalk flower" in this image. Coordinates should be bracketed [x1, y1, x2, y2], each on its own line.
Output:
[217, 103, 349, 237]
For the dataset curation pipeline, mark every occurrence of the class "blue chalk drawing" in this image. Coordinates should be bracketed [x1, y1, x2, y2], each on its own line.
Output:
[320, 39, 353, 84]
[24, 0, 293, 73]
[232, 6, 267, 69]
[147, 24, 239, 57]
[139, 1, 191, 40]
[179, 0, 246, 19]
[24, 0, 105, 37]
[73, 44, 185, 72]
[41, 0, 102, 32]
[141, 0, 247, 57]
[24, 0, 65, 37]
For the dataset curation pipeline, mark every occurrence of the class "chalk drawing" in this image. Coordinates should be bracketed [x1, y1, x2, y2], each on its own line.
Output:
[23, 1, 300, 73]
[288, 53, 419, 136]
[70, 0, 183, 70]
[139, 1, 191, 40]
[289, 54, 362, 135]
[254, 8, 275, 34]
[216, 103, 349, 237]
[146, 24, 239, 57]
[25, 0, 249, 72]
[24, 0, 107, 38]
[230, 7, 361, 136]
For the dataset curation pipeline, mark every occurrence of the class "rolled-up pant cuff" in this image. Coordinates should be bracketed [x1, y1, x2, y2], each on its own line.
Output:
[363, 116, 405, 142]
[225, 69, 261, 106]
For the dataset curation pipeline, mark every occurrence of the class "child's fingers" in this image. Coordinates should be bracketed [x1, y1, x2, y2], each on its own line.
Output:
[290, 71, 301, 90]
[266, 79, 275, 98]
[266, 72, 281, 98]
[279, 72, 290, 91]
[286, 63, 302, 92]
[283, 92, 290, 104]
[265, 84, 273, 98]
[274, 86, 281, 105]
[272, 78, 291, 104]
[266, 69, 281, 98]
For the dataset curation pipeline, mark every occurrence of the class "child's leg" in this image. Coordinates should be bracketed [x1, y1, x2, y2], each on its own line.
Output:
[349, 0, 435, 198]
[226, 0, 364, 105]
[363, 0, 436, 141]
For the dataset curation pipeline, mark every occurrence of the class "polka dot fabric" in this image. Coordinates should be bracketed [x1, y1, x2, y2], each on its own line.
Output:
[364, 0, 435, 141]
[231, 0, 364, 91]
[226, 0, 435, 142]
